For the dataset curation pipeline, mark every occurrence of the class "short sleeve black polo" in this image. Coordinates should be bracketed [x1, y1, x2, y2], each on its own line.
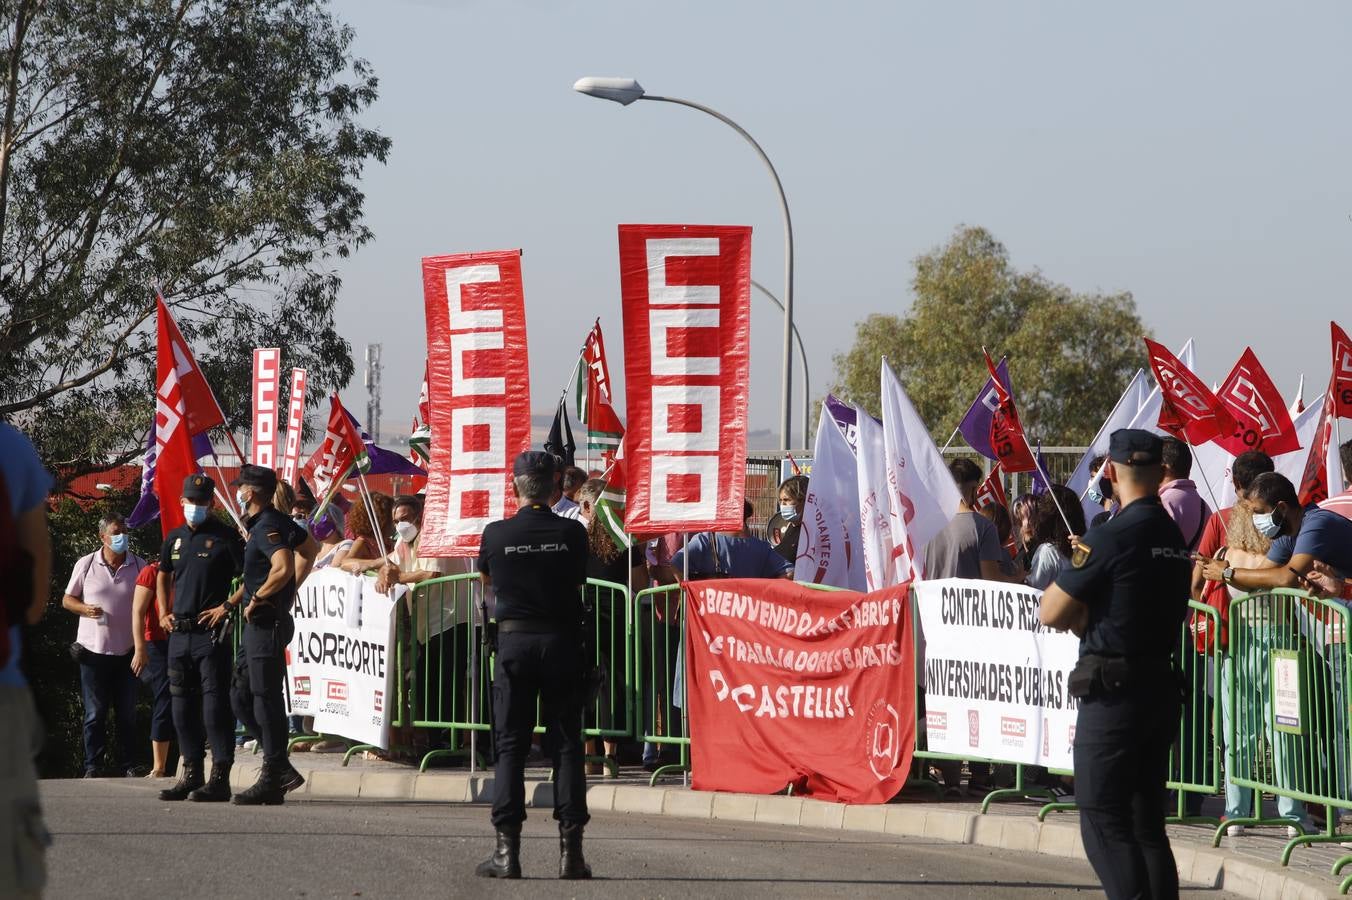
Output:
[1053, 495, 1192, 660]
[478, 504, 588, 624]
[243, 506, 306, 610]
[159, 516, 245, 618]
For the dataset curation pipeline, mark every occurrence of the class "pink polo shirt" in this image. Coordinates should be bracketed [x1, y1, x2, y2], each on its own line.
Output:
[66, 549, 147, 656]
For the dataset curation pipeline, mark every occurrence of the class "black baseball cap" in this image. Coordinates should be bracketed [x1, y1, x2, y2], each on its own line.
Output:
[1108, 429, 1164, 466]
[512, 450, 557, 478]
[182, 473, 215, 503]
[231, 464, 278, 493]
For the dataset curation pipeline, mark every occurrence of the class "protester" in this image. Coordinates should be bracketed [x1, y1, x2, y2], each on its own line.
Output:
[1158, 437, 1211, 550]
[926, 459, 1024, 584]
[1024, 485, 1087, 591]
[1009, 493, 1038, 571]
[309, 506, 351, 569]
[333, 491, 393, 571]
[61, 512, 146, 777]
[773, 474, 808, 565]
[1319, 439, 1352, 520]
[976, 501, 1019, 576]
[1084, 455, 1115, 528]
[661, 500, 791, 581]
[551, 466, 585, 518]
[0, 422, 53, 899]
[1040, 429, 1191, 900]
[130, 560, 173, 778]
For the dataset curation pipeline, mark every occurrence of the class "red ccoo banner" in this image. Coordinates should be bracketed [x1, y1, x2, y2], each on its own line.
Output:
[684, 578, 915, 803]
[420, 250, 531, 556]
[281, 367, 307, 486]
[251, 348, 281, 468]
[619, 224, 751, 533]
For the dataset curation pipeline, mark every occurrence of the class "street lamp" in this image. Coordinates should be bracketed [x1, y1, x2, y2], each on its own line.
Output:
[574, 76, 796, 451]
[752, 280, 810, 449]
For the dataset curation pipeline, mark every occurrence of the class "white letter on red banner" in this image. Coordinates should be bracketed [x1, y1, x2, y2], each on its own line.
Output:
[421, 250, 531, 556]
[281, 368, 307, 485]
[619, 225, 751, 533]
[251, 348, 281, 468]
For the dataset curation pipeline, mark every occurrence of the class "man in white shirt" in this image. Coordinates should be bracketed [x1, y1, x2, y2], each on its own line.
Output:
[61, 512, 146, 776]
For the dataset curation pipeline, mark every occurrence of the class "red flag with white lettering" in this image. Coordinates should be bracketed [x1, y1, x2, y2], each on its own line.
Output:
[153, 302, 203, 536]
[281, 368, 307, 486]
[684, 578, 915, 803]
[619, 225, 751, 533]
[1299, 376, 1338, 506]
[420, 250, 532, 556]
[983, 350, 1037, 473]
[156, 293, 227, 436]
[1144, 338, 1237, 445]
[1332, 322, 1352, 418]
[1213, 348, 1301, 457]
[975, 466, 1007, 510]
[250, 348, 281, 467]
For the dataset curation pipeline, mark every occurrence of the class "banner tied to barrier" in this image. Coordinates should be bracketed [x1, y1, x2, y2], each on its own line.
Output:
[684, 578, 915, 804]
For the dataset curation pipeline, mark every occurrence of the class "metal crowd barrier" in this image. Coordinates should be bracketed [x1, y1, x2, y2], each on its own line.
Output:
[634, 583, 690, 785]
[1217, 589, 1351, 867]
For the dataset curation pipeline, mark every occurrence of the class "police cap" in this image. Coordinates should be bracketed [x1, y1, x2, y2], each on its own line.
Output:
[182, 473, 215, 503]
[513, 450, 557, 479]
[1108, 428, 1164, 466]
[230, 464, 278, 493]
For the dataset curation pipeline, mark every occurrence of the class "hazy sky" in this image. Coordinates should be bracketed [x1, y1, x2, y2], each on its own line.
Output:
[327, 0, 1352, 449]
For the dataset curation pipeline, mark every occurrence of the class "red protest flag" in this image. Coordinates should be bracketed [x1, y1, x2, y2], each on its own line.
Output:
[153, 302, 204, 536]
[1332, 322, 1352, 417]
[1144, 338, 1236, 445]
[983, 350, 1037, 473]
[1213, 348, 1301, 457]
[155, 293, 227, 436]
[1299, 376, 1337, 506]
[311, 394, 369, 513]
[974, 465, 1007, 511]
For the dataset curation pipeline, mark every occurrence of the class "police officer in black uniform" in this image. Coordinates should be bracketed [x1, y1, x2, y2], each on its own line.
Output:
[228, 464, 310, 805]
[157, 474, 245, 802]
[475, 451, 591, 880]
[1039, 430, 1192, 900]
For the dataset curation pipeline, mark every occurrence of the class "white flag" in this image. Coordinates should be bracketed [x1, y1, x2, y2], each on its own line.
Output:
[880, 361, 961, 584]
[1192, 396, 1322, 512]
[795, 406, 867, 590]
[854, 405, 896, 591]
[1068, 368, 1151, 523]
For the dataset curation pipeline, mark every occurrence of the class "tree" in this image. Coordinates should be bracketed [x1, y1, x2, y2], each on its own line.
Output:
[832, 226, 1149, 445]
[0, 0, 390, 482]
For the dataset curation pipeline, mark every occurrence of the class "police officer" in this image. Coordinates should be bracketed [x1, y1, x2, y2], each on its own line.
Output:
[1039, 429, 1192, 900]
[228, 464, 311, 805]
[157, 474, 244, 802]
[475, 451, 591, 880]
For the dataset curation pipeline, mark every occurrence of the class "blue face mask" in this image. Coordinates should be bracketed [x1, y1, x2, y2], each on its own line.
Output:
[183, 503, 208, 526]
[109, 533, 128, 554]
[779, 504, 799, 522]
[1252, 510, 1283, 539]
[1086, 488, 1104, 505]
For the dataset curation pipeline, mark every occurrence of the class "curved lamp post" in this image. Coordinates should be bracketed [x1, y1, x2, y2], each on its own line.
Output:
[574, 76, 796, 452]
[752, 280, 810, 449]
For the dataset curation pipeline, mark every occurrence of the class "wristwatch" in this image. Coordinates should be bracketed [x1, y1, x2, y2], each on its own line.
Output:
[1221, 566, 1235, 586]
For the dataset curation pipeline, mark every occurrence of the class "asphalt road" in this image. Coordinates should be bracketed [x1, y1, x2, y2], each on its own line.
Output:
[41, 778, 1243, 899]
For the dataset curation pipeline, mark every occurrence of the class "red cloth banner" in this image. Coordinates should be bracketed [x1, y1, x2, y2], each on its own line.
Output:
[156, 293, 227, 436]
[1299, 376, 1337, 506]
[983, 351, 1037, 473]
[619, 224, 751, 533]
[1145, 338, 1237, 445]
[684, 578, 915, 803]
[1214, 348, 1300, 457]
[1332, 322, 1352, 418]
[421, 250, 532, 556]
[975, 465, 1007, 510]
[251, 348, 281, 468]
[281, 368, 307, 486]
[154, 302, 203, 536]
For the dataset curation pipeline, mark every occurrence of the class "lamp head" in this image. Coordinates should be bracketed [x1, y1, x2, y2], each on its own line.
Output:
[573, 76, 645, 106]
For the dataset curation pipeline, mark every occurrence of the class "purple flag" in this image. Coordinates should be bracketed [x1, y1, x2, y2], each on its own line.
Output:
[824, 393, 881, 455]
[343, 410, 426, 477]
[957, 358, 1012, 461]
[1030, 441, 1051, 495]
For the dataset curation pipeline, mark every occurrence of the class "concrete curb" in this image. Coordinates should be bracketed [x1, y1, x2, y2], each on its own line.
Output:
[233, 761, 1337, 899]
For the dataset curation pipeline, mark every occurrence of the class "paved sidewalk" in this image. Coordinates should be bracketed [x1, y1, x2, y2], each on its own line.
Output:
[231, 751, 1349, 898]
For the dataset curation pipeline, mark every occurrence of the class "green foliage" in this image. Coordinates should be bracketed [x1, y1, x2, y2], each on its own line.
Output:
[0, 0, 390, 481]
[831, 226, 1149, 445]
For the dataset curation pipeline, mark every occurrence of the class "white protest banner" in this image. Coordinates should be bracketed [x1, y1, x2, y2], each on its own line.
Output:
[914, 578, 1080, 770]
[286, 568, 400, 749]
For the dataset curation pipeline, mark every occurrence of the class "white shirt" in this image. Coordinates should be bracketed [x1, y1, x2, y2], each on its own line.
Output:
[552, 496, 579, 517]
[66, 549, 146, 656]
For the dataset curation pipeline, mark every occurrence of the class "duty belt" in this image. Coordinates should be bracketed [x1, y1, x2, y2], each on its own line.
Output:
[171, 618, 207, 634]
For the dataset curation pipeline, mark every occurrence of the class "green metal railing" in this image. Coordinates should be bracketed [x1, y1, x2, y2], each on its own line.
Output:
[634, 583, 690, 785]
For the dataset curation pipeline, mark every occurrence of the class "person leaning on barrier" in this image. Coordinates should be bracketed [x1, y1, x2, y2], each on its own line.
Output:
[475, 451, 592, 880]
[1039, 429, 1192, 900]
[157, 474, 245, 803]
[226, 465, 314, 805]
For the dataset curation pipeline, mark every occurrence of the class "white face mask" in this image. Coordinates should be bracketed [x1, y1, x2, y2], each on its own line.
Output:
[235, 488, 251, 511]
[183, 503, 208, 526]
[394, 520, 419, 544]
[1252, 510, 1283, 539]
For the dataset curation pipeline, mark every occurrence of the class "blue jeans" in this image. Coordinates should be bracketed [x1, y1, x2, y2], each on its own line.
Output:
[1221, 631, 1308, 823]
[140, 640, 174, 742]
[79, 650, 138, 773]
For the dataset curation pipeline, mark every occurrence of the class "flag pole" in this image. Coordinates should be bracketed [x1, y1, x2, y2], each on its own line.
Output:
[939, 426, 960, 454]
[354, 467, 390, 561]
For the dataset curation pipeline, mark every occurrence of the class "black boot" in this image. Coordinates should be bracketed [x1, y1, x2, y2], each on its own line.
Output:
[559, 822, 592, 880]
[231, 764, 286, 806]
[188, 761, 232, 802]
[475, 826, 522, 879]
[277, 763, 305, 795]
[158, 761, 203, 802]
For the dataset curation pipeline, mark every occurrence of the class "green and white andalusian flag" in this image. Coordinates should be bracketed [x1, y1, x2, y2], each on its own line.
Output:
[574, 320, 623, 452]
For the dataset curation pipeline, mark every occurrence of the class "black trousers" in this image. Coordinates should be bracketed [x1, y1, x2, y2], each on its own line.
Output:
[231, 613, 294, 768]
[1074, 688, 1181, 900]
[490, 629, 588, 829]
[167, 632, 235, 766]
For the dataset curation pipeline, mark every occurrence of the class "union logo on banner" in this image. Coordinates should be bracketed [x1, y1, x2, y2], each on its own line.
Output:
[618, 224, 752, 533]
